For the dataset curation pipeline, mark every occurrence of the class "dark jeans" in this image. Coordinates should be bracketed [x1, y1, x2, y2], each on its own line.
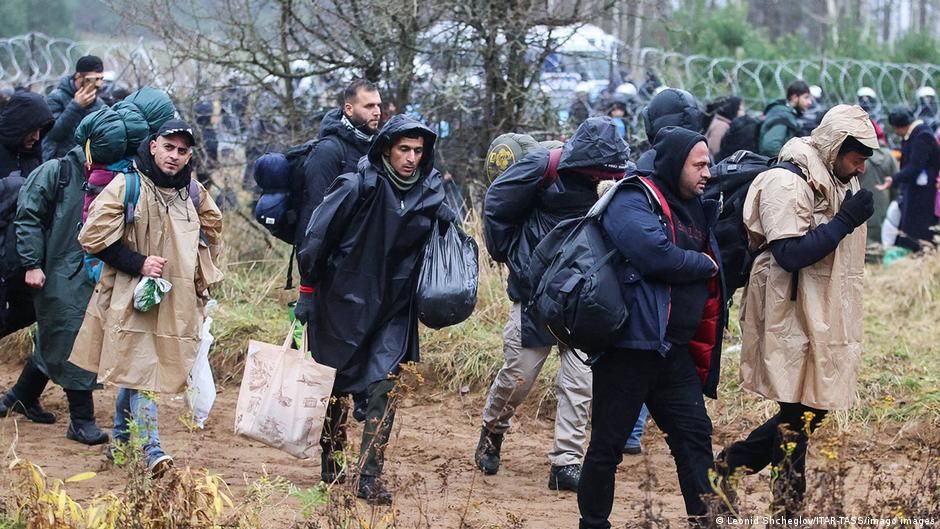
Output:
[722, 402, 827, 514]
[320, 378, 398, 478]
[578, 345, 714, 529]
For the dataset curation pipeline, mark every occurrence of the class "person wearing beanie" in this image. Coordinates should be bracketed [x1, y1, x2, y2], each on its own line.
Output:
[43, 55, 106, 161]
[476, 117, 629, 493]
[705, 96, 743, 156]
[720, 105, 877, 517]
[579, 126, 726, 527]
[293, 115, 455, 504]
[70, 118, 223, 478]
[879, 105, 940, 251]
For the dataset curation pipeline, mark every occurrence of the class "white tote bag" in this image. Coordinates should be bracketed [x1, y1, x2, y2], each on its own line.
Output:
[234, 329, 336, 459]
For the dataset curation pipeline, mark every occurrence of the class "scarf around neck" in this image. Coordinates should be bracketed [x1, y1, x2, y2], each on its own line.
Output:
[135, 138, 193, 190]
[342, 114, 375, 143]
[382, 155, 421, 191]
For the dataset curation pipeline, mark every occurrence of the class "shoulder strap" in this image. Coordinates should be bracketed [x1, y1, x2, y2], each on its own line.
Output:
[123, 171, 141, 224]
[42, 160, 67, 230]
[773, 160, 806, 181]
[539, 148, 563, 188]
[188, 179, 201, 210]
[638, 177, 676, 243]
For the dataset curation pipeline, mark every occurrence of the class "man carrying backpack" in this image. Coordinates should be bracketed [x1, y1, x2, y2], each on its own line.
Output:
[578, 127, 725, 528]
[2, 105, 117, 445]
[296, 79, 381, 243]
[43, 56, 107, 161]
[0, 91, 52, 337]
[70, 119, 224, 476]
[475, 117, 629, 492]
[719, 105, 877, 517]
[294, 115, 454, 504]
[758, 80, 812, 158]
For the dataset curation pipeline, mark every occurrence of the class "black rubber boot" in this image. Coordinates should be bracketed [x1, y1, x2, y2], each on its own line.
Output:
[0, 359, 55, 424]
[356, 475, 393, 505]
[474, 427, 503, 475]
[64, 390, 108, 445]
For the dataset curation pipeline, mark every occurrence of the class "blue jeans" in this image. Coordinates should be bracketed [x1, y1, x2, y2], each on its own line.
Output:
[625, 404, 649, 449]
[113, 388, 164, 464]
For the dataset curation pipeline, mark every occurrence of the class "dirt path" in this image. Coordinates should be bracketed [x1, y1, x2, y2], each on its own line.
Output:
[0, 364, 927, 528]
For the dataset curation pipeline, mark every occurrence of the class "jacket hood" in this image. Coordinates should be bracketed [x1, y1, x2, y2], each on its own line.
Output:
[319, 108, 371, 146]
[0, 91, 54, 146]
[366, 114, 437, 176]
[651, 126, 707, 195]
[642, 88, 704, 140]
[777, 104, 876, 196]
[111, 87, 176, 157]
[558, 116, 630, 172]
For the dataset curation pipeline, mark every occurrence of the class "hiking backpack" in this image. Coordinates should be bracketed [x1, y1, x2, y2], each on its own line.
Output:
[703, 150, 804, 296]
[717, 115, 761, 160]
[526, 176, 673, 353]
[484, 133, 563, 183]
[253, 137, 346, 245]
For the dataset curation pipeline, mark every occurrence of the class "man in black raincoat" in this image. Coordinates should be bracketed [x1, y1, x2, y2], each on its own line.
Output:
[476, 117, 629, 492]
[0, 91, 51, 341]
[295, 115, 454, 505]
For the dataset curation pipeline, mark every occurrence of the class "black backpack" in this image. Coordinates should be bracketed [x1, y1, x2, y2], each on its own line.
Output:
[717, 115, 761, 160]
[526, 176, 672, 353]
[704, 150, 804, 296]
[253, 137, 346, 244]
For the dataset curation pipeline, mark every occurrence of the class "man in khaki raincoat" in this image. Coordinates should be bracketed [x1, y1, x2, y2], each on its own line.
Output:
[719, 105, 876, 516]
[70, 119, 223, 476]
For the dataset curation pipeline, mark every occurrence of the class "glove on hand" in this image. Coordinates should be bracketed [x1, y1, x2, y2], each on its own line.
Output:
[835, 189, 875, 229]
[295, 289, 316, 325]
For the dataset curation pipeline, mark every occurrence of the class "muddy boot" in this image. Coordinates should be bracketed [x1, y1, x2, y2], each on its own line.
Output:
[474, 427, 503, 475]
[356, 475, 393, 505]
[64, 390, 108, 445]
[548, 464, 581, 491]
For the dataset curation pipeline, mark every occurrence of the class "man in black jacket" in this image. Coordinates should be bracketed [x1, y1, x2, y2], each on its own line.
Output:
[295, 115, 454, 505]
[295, 79, 381, 245]
[580, 127, 724, 528]
[879, 106, 940, 251]
[42, 56, 107, 161]
[475, 117, 629, 492]
[0, 91, 52, 399]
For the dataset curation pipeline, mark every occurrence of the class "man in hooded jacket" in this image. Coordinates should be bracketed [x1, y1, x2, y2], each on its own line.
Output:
[579, 127, 725, 527]
[475, 117, 629, 492]
[721, 105, 877, 516]
[296, 79, 381, 244]
[70, 118, 224, 477]
[0, 91, 52, 338]
[43, 56, 107, 161]
[295, 115, 454, 505]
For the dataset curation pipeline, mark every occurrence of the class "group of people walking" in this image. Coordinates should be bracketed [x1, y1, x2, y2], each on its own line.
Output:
[0, 57, 924, 527]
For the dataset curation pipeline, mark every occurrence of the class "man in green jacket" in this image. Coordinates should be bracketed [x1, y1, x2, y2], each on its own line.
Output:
[1, 88, 175, 445]
[759, 80, 813, 158]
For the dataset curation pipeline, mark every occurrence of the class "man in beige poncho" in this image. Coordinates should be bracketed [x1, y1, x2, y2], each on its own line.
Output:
[71, 119, 223, 476]
[719, 105, 876, 516]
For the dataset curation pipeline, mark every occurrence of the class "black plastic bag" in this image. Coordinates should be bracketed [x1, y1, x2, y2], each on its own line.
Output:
[417, 221, 479, 329]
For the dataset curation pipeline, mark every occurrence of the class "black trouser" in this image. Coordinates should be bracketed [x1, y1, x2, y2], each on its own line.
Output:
[7, 357, 50, 405]
[578, 345, 714, 529]
[320, 378, 398, 478]
[64, 389, 97, 424]
[722, 402, 827, 514]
